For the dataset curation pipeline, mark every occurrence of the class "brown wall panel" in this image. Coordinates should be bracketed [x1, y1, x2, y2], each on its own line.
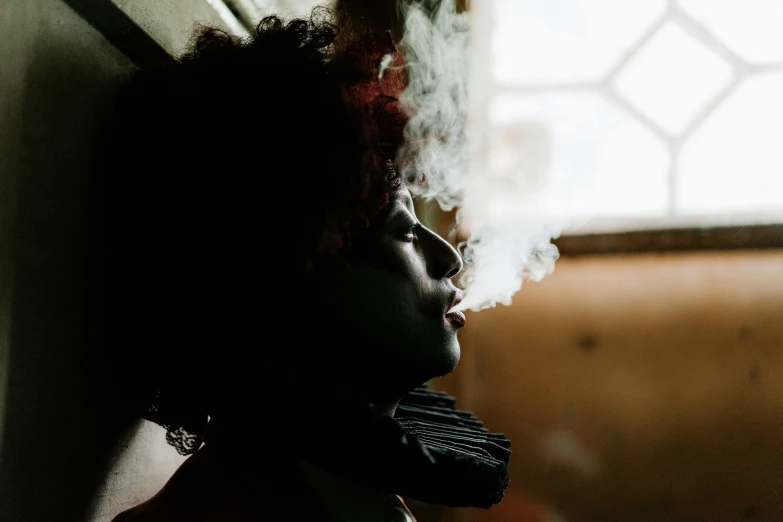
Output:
[442, 250, 783, 522]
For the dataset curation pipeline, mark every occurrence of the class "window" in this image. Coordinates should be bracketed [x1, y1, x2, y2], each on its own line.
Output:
[473, 0, 783, 233]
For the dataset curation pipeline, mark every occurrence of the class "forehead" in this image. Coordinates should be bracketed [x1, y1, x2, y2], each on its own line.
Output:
[388, 187, 415, 214]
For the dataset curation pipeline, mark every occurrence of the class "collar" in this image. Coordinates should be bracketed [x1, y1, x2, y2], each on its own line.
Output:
[295, 384, 511, 509]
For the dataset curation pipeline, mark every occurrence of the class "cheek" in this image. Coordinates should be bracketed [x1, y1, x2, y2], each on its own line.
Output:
[411, 256, 434, 310]
[325, 241, 435, 322]
[372, 243, 433, 308]
[380, 258, 432, 317]
[345, 274, 425, 336]
[392, 243, 431, 291]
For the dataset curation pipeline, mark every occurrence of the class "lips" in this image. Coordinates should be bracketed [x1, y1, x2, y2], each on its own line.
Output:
[445, 290, 466, 328]
[445, 309, 466, 328]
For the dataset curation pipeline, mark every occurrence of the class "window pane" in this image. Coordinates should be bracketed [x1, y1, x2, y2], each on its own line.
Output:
[678, 71, 783, 215]
[489, 92, 669, 225]
[611, 21, 734, 136]
[492, 0, 666, 84]
[678, 0, 783, 64]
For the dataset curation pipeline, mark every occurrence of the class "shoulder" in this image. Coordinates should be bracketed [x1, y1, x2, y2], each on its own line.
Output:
[106, 443, 245, 522]
[109, 495, 257, 522]
[108, 443, 326, 522]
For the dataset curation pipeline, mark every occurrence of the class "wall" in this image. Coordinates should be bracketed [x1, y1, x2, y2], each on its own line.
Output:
[0, 3, 132, 520]
[443, 250, 783, 522]
[0, 2, 230, 521]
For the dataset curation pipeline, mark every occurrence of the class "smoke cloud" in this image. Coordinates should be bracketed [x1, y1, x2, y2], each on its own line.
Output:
[393, 0, 564, 312]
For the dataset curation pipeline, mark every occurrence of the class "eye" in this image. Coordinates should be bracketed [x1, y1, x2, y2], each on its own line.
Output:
[400, 222, 419, 243]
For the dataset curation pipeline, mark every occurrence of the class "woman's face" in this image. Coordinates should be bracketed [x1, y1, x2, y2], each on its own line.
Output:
[313, 188, 465, 396]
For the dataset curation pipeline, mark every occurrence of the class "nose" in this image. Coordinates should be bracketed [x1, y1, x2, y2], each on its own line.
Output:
[420, 226, 464, 280]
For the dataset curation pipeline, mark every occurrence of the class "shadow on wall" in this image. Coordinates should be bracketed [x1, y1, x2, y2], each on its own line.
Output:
[0, 2, 138, 521]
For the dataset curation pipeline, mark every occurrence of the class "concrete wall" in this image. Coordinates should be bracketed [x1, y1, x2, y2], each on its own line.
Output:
[0, 3, 133, 520]
[442, 250, 783, 522]
[0, 2, 230, 521]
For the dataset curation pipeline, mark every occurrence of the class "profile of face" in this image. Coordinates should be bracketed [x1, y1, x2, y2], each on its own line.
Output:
[311, 187, 465, 399]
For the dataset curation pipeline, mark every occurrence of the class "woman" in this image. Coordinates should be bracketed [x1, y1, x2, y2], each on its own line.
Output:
[109, 7, 509, 521]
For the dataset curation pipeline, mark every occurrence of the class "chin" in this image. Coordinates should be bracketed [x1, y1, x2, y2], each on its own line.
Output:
[444, 344, 461, 374]
[427, 340, 461, 378]
[365, 341, 460, 400]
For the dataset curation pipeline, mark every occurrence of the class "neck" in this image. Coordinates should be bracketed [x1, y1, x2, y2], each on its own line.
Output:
[370, 397, 400, 418]
[304, 367, 414, 419]
[364, 377, 424, 418]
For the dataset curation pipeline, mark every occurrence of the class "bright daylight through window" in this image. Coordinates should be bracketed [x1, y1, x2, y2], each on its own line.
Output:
[473, 0, 783, 233]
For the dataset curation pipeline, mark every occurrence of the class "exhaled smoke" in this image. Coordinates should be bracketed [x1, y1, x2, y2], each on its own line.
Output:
[392, 0, 562, 312]
[395, 0, 469, 211]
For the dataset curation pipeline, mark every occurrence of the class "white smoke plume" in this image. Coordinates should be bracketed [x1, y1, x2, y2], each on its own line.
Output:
[393, 0, 563, 312]
[396, 0, 470, 211]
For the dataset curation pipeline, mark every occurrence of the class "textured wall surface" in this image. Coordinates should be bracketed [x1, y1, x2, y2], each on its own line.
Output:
[0, 2, 223, 521]
[450, 250, 783, 522]
[0, 2, 133, 521]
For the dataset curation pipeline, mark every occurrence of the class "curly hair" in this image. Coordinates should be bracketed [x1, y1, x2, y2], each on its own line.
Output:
[105, 8, 410, 454]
